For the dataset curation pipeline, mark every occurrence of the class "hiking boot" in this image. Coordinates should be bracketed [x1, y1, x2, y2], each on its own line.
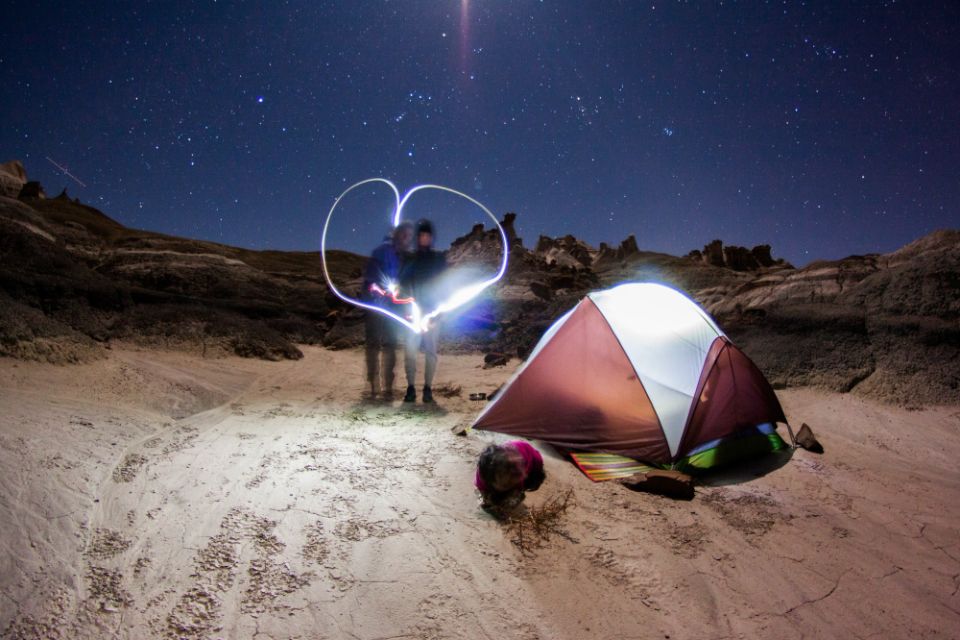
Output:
[403, 385, 416, 403]
[422, 386, 434, 403]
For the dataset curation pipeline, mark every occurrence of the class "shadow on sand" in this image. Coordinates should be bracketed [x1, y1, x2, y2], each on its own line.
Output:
[351, 395, 450, 418]
[696, 448, 796, 487]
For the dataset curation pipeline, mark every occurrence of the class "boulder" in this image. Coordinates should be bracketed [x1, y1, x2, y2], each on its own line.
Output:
[795, 423, 824, 453]
[483, 352, 509, 368]
[0, 160, 27, 198]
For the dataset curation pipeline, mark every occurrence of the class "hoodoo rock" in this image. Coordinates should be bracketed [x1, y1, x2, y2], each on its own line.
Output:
[0, 160, 27, 198]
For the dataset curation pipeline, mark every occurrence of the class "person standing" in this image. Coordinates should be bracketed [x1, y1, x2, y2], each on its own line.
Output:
[400, 219, 447, 403]
[362, 222, 413, 401]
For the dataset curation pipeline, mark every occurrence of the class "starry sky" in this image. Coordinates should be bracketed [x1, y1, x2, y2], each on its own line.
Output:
[1, 1, 957, 265]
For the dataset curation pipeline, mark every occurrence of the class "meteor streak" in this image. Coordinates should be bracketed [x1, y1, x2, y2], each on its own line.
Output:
[321, 179, 509, 334]
[45, 156, 87, 188]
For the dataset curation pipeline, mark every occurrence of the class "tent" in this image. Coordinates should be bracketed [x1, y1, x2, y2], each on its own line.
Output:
[473, 283, 788, 472]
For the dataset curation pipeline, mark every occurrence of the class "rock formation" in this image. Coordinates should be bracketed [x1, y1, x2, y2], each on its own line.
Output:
[0, 160, 27, 198]
[0, 160, 956, 404]
[690, 239, 789, 271]
[19, 181, 46, 199]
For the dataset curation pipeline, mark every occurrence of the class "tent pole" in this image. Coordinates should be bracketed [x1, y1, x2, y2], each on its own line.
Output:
[784, 422, 798, 449]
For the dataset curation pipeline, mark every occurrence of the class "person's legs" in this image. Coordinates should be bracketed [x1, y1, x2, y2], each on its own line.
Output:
[381, 319, 398, 397]
[404, 328, 419, 401]
[364, 311, 382, 396]
[422, 327, 439, 387]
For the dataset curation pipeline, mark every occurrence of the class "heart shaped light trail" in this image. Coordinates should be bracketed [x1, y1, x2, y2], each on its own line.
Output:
[321, 179, 509, 334]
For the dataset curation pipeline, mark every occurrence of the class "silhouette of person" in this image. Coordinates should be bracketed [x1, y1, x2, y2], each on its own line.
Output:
[400, 218, 447, 403]
[361, 221, 413, 400]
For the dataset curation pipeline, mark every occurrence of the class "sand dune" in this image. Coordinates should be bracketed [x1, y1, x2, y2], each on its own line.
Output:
[1, 346, 958, 639]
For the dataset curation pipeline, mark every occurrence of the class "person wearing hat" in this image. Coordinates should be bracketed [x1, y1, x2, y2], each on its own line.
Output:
[399, 218, 448, 403]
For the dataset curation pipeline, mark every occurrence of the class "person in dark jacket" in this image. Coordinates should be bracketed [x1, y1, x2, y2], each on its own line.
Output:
[362, 221, 413, 400]
[400, 218, 447, 403]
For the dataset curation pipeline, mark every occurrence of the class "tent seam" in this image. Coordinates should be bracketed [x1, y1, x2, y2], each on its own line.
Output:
[678, 336, 728, 461]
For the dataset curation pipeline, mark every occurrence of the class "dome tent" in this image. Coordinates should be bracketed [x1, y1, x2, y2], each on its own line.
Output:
[473, 283, 788, 472]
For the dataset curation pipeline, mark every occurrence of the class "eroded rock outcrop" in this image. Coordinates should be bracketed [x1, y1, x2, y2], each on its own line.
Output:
[19, 181, 46, 199]
[0, 160, 956, 403]
[693, 239, 788, 271]
[0, 160, 27, 198]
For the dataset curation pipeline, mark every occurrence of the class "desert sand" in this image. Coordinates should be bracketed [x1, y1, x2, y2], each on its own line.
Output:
[1, 345, 958, 639]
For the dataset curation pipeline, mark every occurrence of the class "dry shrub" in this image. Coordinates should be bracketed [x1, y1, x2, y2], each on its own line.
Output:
[432, 383, 462, 398]
[502, 489, 576, 556]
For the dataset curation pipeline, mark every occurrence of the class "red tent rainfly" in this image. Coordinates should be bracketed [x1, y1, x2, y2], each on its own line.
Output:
[473, 283, 787, 468]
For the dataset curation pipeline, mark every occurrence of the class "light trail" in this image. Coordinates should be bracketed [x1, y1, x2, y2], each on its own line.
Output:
[369, 281, 415, 305]
[321, 179, 509, 334]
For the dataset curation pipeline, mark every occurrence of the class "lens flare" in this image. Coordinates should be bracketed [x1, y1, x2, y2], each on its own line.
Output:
[321, 179, 509, 333]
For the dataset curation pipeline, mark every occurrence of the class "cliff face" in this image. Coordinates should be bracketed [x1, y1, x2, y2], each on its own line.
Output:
[1, 171, 957, 404]
[0, 192, 361, 362]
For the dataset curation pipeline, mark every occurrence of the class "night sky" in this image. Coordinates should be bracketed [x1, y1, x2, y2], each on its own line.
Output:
[2, 1, 958, 266]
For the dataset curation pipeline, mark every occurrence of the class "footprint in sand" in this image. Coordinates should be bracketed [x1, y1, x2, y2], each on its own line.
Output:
[244, 452, 282, 489]
[333, 517, 405, 542]
[41, 453, 79, 470]
[70, 417, 94, 429]
[1, 587, 72, 638]
[133, 556, 151, 578]
[165, 586, 223, 639]
[112, 453, 148, 482]
[301, 521, 329, 565]
[86, 528, 132, 560]
[416, 592, 455, 621]
[666, 522, 710, 558]
[702, 491, 789, 537]
[586, 546, 664, 606]
[161, 506, 314, 634]
[161, 426, 199, 455]
[85, 565, 133, 612]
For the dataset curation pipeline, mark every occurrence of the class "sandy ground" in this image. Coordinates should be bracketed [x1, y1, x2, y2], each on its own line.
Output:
[0, 345, 958, 639]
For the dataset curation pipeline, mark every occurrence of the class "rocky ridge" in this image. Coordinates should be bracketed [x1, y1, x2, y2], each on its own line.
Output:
[1, 161, 957, 404]
[0, 184, 360, 362]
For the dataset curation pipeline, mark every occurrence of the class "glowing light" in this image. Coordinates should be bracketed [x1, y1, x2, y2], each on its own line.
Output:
[321, 179, 509, 334]
[369, 281, 415, 305]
